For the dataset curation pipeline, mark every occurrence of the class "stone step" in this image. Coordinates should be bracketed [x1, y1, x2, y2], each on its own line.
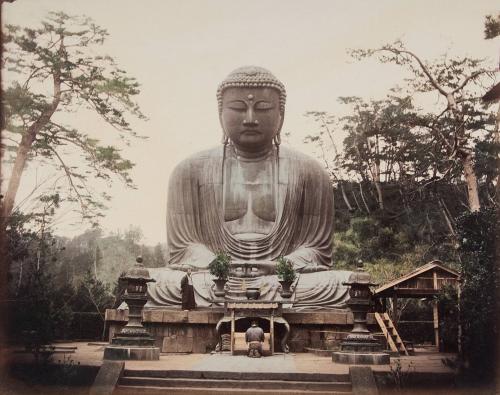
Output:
[304, 347, 335, 357]
[119, 376, 352, 392]
[115, 385, 352, 395]
[123, 369, 350, 382]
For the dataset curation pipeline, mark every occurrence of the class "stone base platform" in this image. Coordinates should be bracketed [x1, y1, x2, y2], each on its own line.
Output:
[105, 308, 377, 354]
[332, 351, 390, 365]
[103, 345, 160, 361]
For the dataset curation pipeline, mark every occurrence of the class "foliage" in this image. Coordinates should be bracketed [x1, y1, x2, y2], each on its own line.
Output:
[10, 236, 74, 347]
[438, 285, 459, 352]
[55, 225, 165, 286]
[6, 210, 161, 343]
[484, 13, 500, 39]
[389, 359, 415, 393]
[72, 271, 114, 320]
[349, 41, 496, 212]
[2, 11, 146, 225]
[208, 251, 231, 280]
[333, 209, 457, 280]
[275, 256, 296, 282]
[54, 354, 81, 387]
[456, 207, 497, 383]
[304, 42, 496, 346]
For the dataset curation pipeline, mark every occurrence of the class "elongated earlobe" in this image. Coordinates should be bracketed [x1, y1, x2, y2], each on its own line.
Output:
[274, 133, 281, 146]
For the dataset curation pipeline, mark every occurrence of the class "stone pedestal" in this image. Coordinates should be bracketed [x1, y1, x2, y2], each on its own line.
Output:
[333, 350, 389, 365]
[103, 344, 160, 360]
[332, 331, 389, 364]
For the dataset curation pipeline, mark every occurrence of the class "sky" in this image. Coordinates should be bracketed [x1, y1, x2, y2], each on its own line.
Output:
[2, 0, 499, 244]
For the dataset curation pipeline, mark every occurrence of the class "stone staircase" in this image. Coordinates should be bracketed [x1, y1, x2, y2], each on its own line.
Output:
[114, 369, 353, 394]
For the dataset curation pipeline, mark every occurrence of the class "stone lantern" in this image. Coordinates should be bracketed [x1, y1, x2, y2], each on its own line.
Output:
[104, 257, 160, 360]
[332, 260, 389, 365]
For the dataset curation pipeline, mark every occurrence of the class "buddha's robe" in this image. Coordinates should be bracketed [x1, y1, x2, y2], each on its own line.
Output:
[147, 145, 351, 309]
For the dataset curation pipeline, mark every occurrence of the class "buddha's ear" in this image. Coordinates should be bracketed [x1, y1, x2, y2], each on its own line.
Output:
[218, 112, 226, 133]
[277, 110, 285, 133]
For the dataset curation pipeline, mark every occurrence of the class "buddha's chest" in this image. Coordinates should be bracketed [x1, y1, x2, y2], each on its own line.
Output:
[223, 159, 277, 238]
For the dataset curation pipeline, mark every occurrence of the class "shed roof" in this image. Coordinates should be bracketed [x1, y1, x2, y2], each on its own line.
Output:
[374, 260, 460, 298]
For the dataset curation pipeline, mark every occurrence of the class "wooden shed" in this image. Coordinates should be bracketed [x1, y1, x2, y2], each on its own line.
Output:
[373, 260, 461, 349]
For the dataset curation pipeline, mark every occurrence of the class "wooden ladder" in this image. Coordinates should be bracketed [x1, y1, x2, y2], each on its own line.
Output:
[374, 312, 409, 356]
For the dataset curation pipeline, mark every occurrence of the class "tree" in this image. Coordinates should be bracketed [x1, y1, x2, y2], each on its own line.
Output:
[73, 270, 113, 321]
[152, 243, 166, 267]
[7, 210, 74, 347]
[338, 95, 427, 211]
[351, 41, 496, 212]
[484, 13, 500, 40]
[456, 208, 497, 384]
[2, 12, 146, 228]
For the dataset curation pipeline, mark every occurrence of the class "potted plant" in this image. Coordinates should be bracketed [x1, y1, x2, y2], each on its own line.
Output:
[209, 251, 231, 297]
[275, 256, 296, 298]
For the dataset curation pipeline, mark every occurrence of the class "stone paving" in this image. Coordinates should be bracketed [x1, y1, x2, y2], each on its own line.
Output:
[7, 342, 456, 376]
[192, 353, 297, 373]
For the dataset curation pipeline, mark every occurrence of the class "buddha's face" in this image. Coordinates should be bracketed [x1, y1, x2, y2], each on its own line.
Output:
[220, 87, 283, 152]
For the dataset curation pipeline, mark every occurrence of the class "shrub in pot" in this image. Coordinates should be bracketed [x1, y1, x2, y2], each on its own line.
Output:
[209, 251, 231, 297]
[275, 256, 296, 298]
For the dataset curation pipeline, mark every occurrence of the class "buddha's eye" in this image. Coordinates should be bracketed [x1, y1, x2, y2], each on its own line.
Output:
[227, 101, 247, 111]
[254, 101, 274, 111]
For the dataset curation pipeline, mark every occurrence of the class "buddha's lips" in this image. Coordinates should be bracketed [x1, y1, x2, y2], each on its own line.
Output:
[241, 130, 261, 135]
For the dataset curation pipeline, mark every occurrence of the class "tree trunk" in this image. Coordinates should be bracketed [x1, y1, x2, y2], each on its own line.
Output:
[340, 183, 354, 211]
[2, 135, 35, 221]
[373, 173, 384, 210]
[494, 102, 500, 205]
[1, 72, 61, 225]
[351, 190, 363, 212]
[372, 134, 384, 210]
[462, 152, 481, 212]
[359, 182, 371, 214]
[446, 93, 481, 212]
[438, 198, 456, 236]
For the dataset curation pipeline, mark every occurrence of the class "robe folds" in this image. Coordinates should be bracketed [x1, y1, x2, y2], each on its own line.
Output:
[146, 145, 352, 309]
[166, 145, 335, 271]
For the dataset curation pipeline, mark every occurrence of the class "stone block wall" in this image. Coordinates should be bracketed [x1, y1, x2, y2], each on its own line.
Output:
[105, 308, 377, 353]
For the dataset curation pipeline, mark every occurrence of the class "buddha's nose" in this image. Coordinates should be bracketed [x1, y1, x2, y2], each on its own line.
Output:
[243, 108, 259, 126]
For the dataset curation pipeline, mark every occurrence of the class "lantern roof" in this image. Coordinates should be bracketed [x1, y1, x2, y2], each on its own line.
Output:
[122, 256, 155, 282]
[343, 261, 377, 287]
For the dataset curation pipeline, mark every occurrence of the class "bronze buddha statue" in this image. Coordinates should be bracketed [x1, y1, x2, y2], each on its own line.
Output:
[147, 66, 351, 309]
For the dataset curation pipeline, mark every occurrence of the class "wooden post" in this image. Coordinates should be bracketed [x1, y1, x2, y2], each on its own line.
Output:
[433, 301, 440, 349]
[433, 271, 440, 350]
[457, 281, 462, 354]
[230, 310, 235, 355]
[270, 314, 274, 355]
[392, 294, 398, 324]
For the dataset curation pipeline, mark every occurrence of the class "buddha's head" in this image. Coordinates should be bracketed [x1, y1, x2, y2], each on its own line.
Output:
[217, 66, 286, 152]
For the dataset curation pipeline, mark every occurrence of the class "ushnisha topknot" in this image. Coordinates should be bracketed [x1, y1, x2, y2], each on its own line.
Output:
[217, 66, 287, 114]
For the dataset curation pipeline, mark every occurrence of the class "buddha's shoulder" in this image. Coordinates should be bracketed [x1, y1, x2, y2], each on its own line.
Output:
[171, 146, 223, 173]
[280, 146, 328, 175]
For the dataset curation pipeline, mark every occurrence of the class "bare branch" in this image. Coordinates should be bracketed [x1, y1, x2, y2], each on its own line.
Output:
[374, 47, 448, 96]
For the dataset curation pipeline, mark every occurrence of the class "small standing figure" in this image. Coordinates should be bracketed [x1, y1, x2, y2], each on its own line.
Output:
[245, 320, 265, 358]
[180, 268, 196, 311]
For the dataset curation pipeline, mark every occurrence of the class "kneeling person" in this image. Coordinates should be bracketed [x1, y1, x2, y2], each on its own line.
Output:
[245, 321, 265, 358]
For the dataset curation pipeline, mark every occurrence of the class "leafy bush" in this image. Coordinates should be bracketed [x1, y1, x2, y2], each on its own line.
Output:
[438, 285, 459, 352]
[456, 207, 497, 383]
[208, 251, 231, 280]
[275, 256, 296, 282]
